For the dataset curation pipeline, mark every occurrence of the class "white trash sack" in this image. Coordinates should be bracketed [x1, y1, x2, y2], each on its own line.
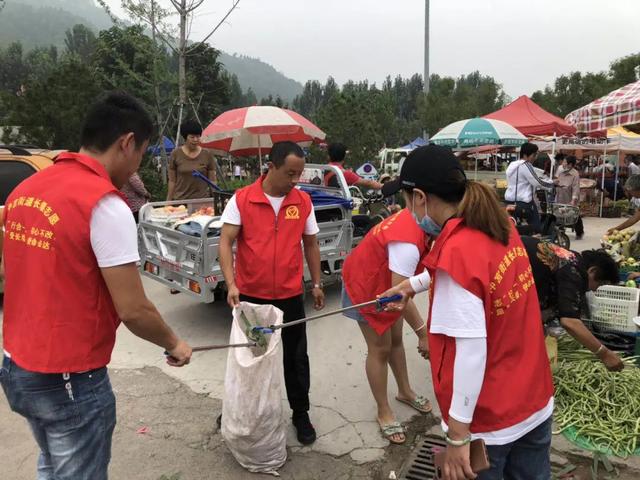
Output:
[222, 302, 286, 475]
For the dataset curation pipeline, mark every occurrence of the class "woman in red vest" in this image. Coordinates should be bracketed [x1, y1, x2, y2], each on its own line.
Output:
[382, 145, 554, 480]
[342, 208, 432, 444]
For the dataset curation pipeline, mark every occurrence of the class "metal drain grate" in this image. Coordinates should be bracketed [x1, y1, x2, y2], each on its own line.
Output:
[400, 435, 446, 480]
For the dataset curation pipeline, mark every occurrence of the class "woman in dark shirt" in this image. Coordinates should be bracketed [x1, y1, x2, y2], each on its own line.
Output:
[521, 236, 624, 371]
[167, 121, 218, 201]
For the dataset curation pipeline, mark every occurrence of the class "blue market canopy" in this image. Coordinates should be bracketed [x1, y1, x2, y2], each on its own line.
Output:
[400, 137, 428, 150]
[148, 136, 176, 155]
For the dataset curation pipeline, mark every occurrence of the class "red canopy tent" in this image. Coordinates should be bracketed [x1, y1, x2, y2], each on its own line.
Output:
[483, 95, 576, 136]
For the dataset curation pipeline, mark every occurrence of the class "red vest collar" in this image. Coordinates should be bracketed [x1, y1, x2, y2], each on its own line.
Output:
[55, 152, 113, 183]
[424, 217, 464, 270]
[247, 176, 302, 207]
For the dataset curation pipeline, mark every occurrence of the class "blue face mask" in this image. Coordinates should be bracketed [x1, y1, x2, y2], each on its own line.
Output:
[412, 192, 442, 237]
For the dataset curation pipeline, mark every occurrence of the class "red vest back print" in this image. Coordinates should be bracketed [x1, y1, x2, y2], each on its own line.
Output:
[342, 209, 429, 335]
[424, 218, 554, 433]
[2, 152, 122, 373]
[234, 177, 312, 300]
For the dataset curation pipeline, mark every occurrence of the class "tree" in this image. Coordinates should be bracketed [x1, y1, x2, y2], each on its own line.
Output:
[64, 24, 96, 63]
[92, 25, 162, 108]
[0, 42, 27, 95]
[168, 0, 241, 123]
[316, 87, 396, 166]
[184, 42, 230, 122]
[292, 76, 357, 119]
[418, 72, 506, 135]
[23, 45, 59, 85]
[531, 52, 640, 117]
[245, 87, 257, 106]
[227, 73, 245, 108]
[292, 80, 323, 117]
[3, 56, 101, 148]
[260, 94, 275, 106]
[610, 53, 640, 86]
[532, 71, 611, 117]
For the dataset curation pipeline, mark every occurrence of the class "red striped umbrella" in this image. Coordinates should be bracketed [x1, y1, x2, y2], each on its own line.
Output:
[565, 80, 640, 134]
[200, 106, 326, 166]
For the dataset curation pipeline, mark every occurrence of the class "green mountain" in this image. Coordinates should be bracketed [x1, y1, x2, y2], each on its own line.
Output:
[0, 0, 114, 50]
[219, 52, 303, 103]
[0, 0, 303, 102]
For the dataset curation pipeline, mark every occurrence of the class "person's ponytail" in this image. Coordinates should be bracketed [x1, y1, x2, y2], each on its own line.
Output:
[457, 181, 511, 245]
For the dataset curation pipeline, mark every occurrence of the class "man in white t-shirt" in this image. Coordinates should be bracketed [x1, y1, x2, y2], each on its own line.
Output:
[0, 92, 192, 478]
[219, 141, 324, 445]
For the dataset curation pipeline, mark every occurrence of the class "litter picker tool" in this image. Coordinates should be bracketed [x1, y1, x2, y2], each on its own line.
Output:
[245, 294, 403, 344]
[164, 342, 257, 360]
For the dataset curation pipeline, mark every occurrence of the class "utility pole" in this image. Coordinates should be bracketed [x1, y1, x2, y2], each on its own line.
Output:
[176, 0, 188, 145]
[422, 0, 430, 141]
[424, 0, 430, 94]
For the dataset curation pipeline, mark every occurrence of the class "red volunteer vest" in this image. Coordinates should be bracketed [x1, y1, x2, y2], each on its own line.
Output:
[3, 152, 123, 373]
[425, 218, 554, 433]
[343, 209, 429, 335]
[234, 177, 313, 299]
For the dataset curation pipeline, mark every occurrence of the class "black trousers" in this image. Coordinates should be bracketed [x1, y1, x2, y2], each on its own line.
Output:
[573, 216, 584, 236]
[239, 293, 310, 413]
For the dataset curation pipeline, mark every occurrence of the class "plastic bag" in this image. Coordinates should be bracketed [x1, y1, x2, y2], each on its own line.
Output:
[221, 302, 286, 475]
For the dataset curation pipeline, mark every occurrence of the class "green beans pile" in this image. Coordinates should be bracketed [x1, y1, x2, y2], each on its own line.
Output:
[553, 340, 640, 458]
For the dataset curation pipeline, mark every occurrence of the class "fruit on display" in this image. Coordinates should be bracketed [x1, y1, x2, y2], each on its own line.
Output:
[194, 206, 215, 216]
[603, 228, 636, 245]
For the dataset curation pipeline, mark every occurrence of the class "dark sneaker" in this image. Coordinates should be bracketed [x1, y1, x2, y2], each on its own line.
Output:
[576, 233, 584, 240]
[292, 411, 316, 445]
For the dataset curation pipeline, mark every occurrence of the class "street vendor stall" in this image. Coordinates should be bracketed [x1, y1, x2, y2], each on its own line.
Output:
[552, 230, 640, 459]
[565, 79, 640, 135]
[533, 131, 640, 217]
[484, 95, 577, 137]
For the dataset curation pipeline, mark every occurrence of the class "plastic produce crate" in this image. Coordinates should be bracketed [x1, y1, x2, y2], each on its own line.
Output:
[584, 286, 640, 334]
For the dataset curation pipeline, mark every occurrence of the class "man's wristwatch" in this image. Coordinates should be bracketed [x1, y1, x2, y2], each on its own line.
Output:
[313, 282, 323, 289]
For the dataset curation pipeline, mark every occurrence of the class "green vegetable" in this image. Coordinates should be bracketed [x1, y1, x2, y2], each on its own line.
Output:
[553, 338, 640, 457]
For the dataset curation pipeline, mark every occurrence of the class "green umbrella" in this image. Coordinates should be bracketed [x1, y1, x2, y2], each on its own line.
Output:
[430, 117, 527, 149]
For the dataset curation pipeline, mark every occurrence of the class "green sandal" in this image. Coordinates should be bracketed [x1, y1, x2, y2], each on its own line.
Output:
[379, 421, 406, 444]
[396, 395, 433, 414]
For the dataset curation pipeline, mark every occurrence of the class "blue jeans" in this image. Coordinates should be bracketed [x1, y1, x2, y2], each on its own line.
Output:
[341, 284, 365, 323]
[478, 416, 552, 480]
[0, 356, 116, 480]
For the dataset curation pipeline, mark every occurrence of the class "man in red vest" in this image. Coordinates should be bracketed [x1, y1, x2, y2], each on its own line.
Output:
[0, 91, 192, 479]
[219, 141, 325, 445]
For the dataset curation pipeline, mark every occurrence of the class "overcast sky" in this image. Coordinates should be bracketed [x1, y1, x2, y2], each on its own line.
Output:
[108, 0, 640, 98]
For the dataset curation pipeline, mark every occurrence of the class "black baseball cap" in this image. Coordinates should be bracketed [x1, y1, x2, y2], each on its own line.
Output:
[381, 144, 467, 198]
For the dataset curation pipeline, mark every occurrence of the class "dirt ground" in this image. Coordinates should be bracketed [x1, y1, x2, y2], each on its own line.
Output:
[2, 365, 638, 480]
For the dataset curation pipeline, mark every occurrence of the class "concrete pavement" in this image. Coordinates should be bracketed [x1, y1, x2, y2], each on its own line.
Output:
[109, 279, 436, 463]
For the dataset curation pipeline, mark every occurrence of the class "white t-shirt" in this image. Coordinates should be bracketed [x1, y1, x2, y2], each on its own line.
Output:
[220, 193, 320, 235]
[90, 194, 140, 268]
[4, 193, 139, 359]
[629, 163, 640, 176]
[387, 242, 420, 278]
[411, 268, 553, 445]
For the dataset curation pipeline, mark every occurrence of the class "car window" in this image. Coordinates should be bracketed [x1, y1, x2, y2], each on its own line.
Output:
[0, 161, 37, 205]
